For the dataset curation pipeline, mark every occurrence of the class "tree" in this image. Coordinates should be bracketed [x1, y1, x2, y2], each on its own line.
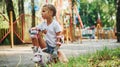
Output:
[18, 0, 25, 41]
[78, 0, 116, 27]
[18, 0, 24, 15]
[5, 0, 16, 22]
[31, 0, 35, 27]
[116, 0, 120, 42]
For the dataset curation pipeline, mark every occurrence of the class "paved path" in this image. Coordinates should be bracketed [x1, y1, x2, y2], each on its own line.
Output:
[0, 39, 119, 67]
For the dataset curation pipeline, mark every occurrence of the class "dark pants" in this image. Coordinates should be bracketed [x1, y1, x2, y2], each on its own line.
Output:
[44, 41, 55, 54]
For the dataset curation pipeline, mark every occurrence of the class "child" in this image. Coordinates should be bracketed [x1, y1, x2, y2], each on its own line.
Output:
[29, 4, 68, 63]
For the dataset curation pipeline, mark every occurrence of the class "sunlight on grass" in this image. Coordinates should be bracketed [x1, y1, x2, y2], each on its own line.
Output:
[50, 47, 120, 67]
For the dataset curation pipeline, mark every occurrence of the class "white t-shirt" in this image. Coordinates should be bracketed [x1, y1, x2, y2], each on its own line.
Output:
[36, 20, 62, 47]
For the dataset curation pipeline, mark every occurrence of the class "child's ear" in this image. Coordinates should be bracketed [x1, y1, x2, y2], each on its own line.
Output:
[49, 10, 53, 16]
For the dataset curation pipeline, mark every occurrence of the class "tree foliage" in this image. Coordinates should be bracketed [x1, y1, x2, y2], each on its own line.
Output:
[77, 0, 116, 28]
[5, 0, 16, 22]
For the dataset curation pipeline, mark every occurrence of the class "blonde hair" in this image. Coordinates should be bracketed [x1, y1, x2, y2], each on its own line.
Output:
[43, 4, 56, 17]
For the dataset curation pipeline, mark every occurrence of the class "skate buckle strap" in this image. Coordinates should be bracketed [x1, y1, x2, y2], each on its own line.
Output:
[30, 34, 38, 38]
[56, 35, 63, 38]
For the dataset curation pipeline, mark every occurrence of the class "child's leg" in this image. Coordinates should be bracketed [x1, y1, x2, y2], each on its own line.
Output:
[30, 35, 40, 53]
[29, 28, 40, 48]
[58, 50, 68, 63]
[31, 38, 40, 48]
[37, 32, 46, 49]
[30, 31, 46, 48]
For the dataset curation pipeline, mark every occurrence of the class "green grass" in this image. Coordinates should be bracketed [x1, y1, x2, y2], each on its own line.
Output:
[49, 47, 120, 67]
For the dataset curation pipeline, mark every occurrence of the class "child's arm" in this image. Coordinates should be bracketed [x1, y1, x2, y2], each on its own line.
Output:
[56, 31, 63, 47]
[52, 31, 63, 58]
[54, 31, 63, 51]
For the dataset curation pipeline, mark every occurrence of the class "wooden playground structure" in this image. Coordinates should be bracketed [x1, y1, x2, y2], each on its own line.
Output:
[0, 12, 116, 47]
[0, 12, 41, 47]
[0, 0, 117, 48]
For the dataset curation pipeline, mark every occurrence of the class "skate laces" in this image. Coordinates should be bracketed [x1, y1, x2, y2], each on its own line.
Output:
[31, 46, 38, 53]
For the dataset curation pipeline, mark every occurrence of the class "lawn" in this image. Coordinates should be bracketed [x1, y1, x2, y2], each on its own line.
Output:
[50, 47, 120, 67]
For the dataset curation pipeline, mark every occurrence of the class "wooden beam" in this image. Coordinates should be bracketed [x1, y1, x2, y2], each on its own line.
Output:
[10, 11, 14, 48]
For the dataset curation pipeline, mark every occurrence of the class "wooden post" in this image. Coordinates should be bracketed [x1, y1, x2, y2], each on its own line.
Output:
[66, 27, 69, 44]
[10, 11, 14, 48]
[96, 24, 100, 41]
[79, 27, 82, 44]
[69, 17, 73, 42]
[22, 14, 25, 43]
[96, 24, 102, 41]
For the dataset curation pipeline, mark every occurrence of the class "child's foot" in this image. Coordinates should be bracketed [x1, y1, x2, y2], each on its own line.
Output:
[32, 52, 42, 63]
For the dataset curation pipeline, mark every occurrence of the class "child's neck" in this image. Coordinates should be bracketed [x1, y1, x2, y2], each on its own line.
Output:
[46, 17, 53, 25]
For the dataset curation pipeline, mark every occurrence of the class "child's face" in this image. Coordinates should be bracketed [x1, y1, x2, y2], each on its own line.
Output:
[41, 7, 52, 19]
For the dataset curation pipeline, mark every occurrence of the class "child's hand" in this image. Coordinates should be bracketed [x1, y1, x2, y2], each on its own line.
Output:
[42, 30, 47, 34]
[56, 42, 61, 46]
[31, 27, 37, 30]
